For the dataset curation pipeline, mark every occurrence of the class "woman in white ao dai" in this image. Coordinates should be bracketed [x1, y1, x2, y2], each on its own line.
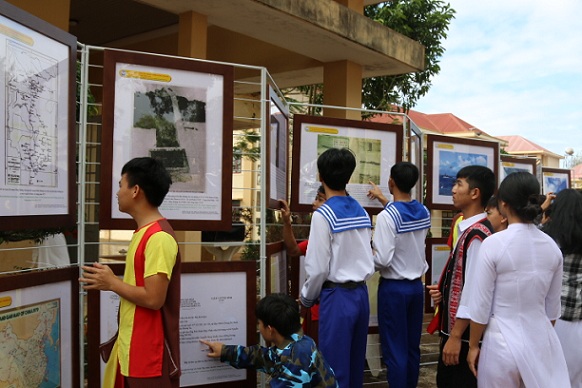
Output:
[467, 172, 570, 388]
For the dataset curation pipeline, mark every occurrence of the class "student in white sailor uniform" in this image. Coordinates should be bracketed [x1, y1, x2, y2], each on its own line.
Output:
[370, 162, 431, 388]
[300, 148, 375, 388]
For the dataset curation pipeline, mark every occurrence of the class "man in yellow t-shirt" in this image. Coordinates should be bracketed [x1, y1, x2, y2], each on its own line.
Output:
[80, 157, 181, 387]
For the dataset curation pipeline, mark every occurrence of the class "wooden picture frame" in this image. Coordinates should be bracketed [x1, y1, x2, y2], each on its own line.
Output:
[0, 1, 76, 230]
[87, 261, 257, 388]
[100, 50, 234, 230]
[500, 155, 537, 183]
[541, 167, 571, 194]
[0, 267, 80, 387]
[424, 237, 450, 314]
[266, 85, 289, 209]
[266, 242, 287, 294]
[409, 119, 423, 201]
[426, 134, 499, 210]
[291, 114, 403, 215]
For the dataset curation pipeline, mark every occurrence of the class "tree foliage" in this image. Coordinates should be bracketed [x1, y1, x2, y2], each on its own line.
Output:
[233, 128, 261, 162]
[285, 0, 456, 115]
[286, 85, 324, 116]
[76, 63, 99, 120]
[363, 0, 455, 114]
[566, 150, 582, 168]
[234, 1, 455, 161]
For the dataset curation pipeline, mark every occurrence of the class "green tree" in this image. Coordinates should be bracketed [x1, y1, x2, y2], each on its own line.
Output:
[233, 128, 261, 163]
[362, 0, 455, 113]
[285, 1, 455, 115]
[565, 150, 582, 169]
[287, 84, 324, 116]
[76, 64, 99, 120]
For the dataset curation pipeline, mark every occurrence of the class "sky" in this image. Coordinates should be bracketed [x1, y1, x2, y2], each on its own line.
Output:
[413, 0, 582, 164]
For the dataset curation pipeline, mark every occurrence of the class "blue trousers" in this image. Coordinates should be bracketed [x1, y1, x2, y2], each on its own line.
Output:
[318, 284, 369, 388]
[378, 278, 424, 388]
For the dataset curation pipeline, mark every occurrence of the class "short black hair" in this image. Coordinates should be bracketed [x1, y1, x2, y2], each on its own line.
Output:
[456, 165, 496, 208]
[121, 157, 172, 207]
[255, 293, 301, 339]
[390, 162, 419, 193]
[498, 171, 540, 222]
[486, 195, 499, 210]
[317, 148, 356, 191]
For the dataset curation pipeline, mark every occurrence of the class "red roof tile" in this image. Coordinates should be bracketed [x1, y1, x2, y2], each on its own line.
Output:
[572, 163, 582, 180]
[368, 111, 560, 159]
[496, 135, 554, 154]
[369, 111, 489, 135]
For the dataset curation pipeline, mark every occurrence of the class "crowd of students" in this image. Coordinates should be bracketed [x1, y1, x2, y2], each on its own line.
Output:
[275, 149, 579, 388]
[82, 151, 581, 388]
[218, 149, 580, 388]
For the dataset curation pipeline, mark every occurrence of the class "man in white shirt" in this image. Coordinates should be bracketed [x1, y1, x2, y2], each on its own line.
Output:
[427, 165, 495, 388]
[300, 148, 375, 388]
[371, 162, 431, 388]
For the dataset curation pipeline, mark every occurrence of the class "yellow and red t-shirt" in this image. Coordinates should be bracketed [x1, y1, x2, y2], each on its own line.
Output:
[116, 219, 179, 378]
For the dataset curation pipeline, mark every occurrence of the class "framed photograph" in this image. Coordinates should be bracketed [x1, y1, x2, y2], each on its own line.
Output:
[0, 267, 80, 387]
[100, 50, 234, 230]
[424, 238, 450, 313]
[267, 85, 289, 209]
[291, 114, 403, 214]
[409, 119, 423, 201]
[266, 242, 287, 294]
[542, 167, 571, 194]
[500, 155, 537, 183]
[426, 134, 499, 210]
[0, 2, 76, 230]
[87, 261, 257, 388]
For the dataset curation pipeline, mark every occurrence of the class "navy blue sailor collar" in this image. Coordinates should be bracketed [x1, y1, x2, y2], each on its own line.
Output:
[316, 196, 371, 233]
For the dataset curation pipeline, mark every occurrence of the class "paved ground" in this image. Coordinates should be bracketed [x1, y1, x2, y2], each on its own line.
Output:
[257, 313, 440, 387]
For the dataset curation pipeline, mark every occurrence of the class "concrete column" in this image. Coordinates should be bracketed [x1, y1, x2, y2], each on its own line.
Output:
[332, 0, 364, 14]
[7, 0, 71, 31]
[178, 11, 208, 59]
[175, 231, 203, 262]
[323, 60, 363, 120]
[176, 12, 207, 261]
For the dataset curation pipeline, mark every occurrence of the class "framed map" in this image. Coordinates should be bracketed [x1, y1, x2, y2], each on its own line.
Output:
[100, 50, 234, 230]
[0, 267, 79, 387]
[87, 261, 257, 388]
[541, 167, 571, 195]
[426, 134, 499, 210]
[0, 2, 77, 230]
[424, 238, 449, 313]
[291, 115, 403, 215]
[500, 155, 537, 183]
